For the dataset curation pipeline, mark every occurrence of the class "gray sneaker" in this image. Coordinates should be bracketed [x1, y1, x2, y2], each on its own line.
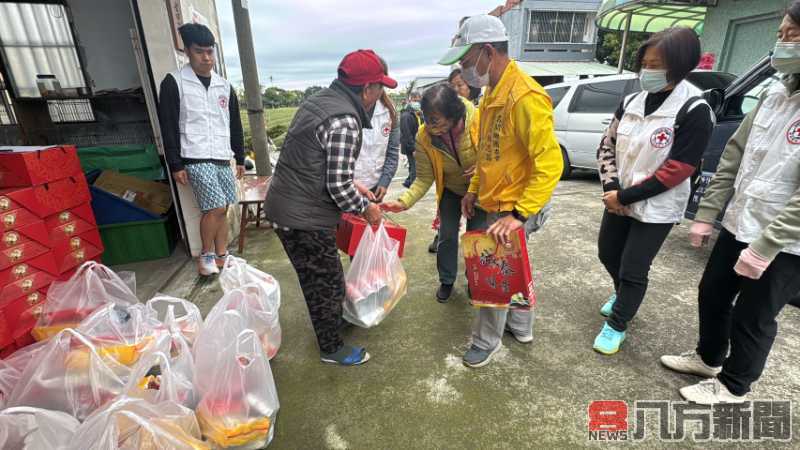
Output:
[462, 343, 503, 368]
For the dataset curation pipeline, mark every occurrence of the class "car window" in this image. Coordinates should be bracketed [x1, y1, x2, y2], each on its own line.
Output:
[545, 86, 570, 108]
[685, 72, 737, 91]
[569, 80, 627, 114]
[741, 76, 780, 115]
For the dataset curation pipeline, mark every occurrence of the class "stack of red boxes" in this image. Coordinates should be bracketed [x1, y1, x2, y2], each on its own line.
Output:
[0, 145, 103, 356]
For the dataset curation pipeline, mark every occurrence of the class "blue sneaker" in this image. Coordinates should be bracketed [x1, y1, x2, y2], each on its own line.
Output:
[321, 345, 371, 366]
[593, 323, 626, 355]
[600, 293, 617, 317]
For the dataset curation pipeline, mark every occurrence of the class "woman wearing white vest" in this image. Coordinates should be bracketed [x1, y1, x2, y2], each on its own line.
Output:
[594, 28, 714, 355]
[661, 4, 800, 405]
[354, 88, 399, 202]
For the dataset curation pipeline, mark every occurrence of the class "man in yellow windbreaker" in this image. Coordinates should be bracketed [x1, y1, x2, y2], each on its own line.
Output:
[439, 14, 563, 368]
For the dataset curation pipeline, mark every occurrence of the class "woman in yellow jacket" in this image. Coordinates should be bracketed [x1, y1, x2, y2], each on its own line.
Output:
[383, 84, 486, 302]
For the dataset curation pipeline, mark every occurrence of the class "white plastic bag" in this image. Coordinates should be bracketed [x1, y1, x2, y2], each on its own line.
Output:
[6, 329, 130, 421]
[145, 296, 203, 345]
[124, 348, 195, 409]
[206, 283, 281, 360]
[194, 310, 279, 449]
[0, 407, 80, 450]
[76, 303, 158, 367]
[68, 397, 209, 450]
[219, 255, 281, 299]
[33, 262, 138, 341]
[0, 341, 48, 408]
[344, 222, 408, 328]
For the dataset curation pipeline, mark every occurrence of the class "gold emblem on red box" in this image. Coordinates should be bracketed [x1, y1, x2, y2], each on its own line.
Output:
[32, 305, 43, 318]
[3, 213, 16, 228]
[0, 197, 10, 211]
[9, 248, 23, 262]
[27, 292, 40, 305]
[64, 223, 76, 235]
[59, 212, 71, 223]
[21, 278, 33, 291]
[75, 249, 86, 261]
[13, 264, 28, 278]
[70, 237, 81, 250]
[4, 232, 19, 247]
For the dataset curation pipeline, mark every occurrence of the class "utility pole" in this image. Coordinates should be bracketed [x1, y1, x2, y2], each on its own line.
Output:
[618, 12, 632, 74]
[232, 0, 271, 176]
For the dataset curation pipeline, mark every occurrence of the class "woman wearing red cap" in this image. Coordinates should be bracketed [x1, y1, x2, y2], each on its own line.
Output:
[265, 49, 397, 366]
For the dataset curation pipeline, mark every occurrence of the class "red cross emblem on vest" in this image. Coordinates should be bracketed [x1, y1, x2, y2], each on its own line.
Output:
[650, 127, 674, 149]
[218, 95, 228, 110]
[786, 119, 800, 145]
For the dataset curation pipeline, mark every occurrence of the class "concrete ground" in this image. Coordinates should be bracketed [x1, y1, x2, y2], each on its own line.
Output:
[150, 171, 800, 449]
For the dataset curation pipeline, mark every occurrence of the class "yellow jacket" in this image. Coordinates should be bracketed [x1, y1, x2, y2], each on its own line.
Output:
[398, 98, 479, 208]
[468, 60, 562, 217]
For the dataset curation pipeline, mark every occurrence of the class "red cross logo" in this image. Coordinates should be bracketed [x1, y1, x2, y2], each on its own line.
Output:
[218, 96, 228, 109]
[650, 127, 674, 149]
[382, 123, 391, 137]
[786, 119, 800, 145]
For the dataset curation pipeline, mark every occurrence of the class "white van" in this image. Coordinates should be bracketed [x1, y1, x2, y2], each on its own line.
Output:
[546, 71, 736, 178]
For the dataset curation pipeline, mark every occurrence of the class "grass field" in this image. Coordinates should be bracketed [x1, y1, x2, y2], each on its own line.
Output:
[241, 107, 298, 150]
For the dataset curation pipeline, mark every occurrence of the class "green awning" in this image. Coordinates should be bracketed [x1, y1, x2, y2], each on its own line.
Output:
[516, 61, 628, 77]
[597, 0, 709, 34]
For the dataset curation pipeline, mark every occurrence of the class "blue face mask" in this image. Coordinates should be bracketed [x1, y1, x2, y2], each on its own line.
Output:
[639, 69, 669, 93]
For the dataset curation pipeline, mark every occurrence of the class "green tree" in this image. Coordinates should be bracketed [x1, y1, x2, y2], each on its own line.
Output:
[597, 30, 651, 71]
[303, 86, 323, 99]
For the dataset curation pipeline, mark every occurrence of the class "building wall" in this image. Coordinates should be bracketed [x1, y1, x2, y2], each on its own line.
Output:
[503, 0, 603, 62]
[701, 0, 787, 74]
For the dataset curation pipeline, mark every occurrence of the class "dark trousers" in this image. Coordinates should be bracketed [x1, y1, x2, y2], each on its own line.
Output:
[275, 228, 344, 354]
[404, 152, 416, 185]
[598, 211, 673, 332]
[437, 189, 487, 285]
[696, 228, 800, 396]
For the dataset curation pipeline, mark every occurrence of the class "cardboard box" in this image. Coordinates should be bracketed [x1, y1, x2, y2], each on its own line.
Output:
[44, 203, 97, 245]
[462, 228, 536, 310]
[0, 175, 90, 218]
[336, 213, 406, 258]
[94, 171, 172, 216]
[0, 145, 82, 188]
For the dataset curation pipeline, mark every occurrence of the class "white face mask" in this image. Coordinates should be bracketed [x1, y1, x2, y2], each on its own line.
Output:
[639, 69, 669, 93]
[461, 50, 490, 88]
[771, 41, 800, 74]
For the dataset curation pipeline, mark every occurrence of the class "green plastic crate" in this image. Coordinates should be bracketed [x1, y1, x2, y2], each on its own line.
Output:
[78, 144, 165, 181]
[98, 214, 178, 265]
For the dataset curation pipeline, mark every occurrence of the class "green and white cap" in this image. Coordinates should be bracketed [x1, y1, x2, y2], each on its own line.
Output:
[438, 14, 509, 66]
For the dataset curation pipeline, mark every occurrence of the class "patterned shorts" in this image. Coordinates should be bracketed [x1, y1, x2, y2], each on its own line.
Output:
[185, 162, 238, 212]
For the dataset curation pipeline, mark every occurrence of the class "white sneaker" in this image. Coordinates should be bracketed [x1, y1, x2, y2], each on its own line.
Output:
[660, 351, 721, 378]
[197, 253, 220, 276]
[504, 324, 533, 344]
[679, 378, 747, 405]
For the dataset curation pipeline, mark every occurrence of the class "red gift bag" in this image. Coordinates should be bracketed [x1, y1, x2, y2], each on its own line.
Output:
[462, 228, 536, 310]
[336, 213, 406, 258]
[0, 145, 81, 188]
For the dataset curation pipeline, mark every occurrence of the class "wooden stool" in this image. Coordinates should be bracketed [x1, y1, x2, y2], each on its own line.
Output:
[237, 175, 270, 254]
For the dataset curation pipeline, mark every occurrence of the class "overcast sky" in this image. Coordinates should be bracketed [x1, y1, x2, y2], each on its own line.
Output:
[215, 1, 497, 91]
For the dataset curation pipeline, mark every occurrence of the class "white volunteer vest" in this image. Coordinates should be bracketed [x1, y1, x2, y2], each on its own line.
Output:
[354, 100, 392, 188]
[615, 81, 706, 223]
[722, 80, 800, 256]
[171, 64, 233, 161]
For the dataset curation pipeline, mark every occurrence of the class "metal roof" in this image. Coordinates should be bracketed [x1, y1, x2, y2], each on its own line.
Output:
[596, 0, 710, 34]
[516, 60, 628, 77]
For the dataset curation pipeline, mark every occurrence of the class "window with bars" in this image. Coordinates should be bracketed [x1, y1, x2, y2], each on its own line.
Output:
[528, 11, 596, 44]
[47, 99, 95, 123]
[0, 75, 15, 125]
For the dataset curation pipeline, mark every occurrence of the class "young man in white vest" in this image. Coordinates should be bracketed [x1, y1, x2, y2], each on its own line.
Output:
[158, 23, 245, 276]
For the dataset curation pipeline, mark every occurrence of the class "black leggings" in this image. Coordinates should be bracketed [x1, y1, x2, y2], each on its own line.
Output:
[598, 211, 673, 332]
[697, 229, 800, 396]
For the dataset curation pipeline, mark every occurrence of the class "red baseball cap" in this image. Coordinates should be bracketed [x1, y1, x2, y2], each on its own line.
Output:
[338, 49, 398, 89]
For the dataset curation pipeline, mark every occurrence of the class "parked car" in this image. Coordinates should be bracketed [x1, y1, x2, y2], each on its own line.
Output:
[546, 71, 737, 179]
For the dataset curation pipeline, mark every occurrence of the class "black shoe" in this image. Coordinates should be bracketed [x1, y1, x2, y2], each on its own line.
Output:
[436, 284, 454, 303]
[428, 234, 439, 253]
